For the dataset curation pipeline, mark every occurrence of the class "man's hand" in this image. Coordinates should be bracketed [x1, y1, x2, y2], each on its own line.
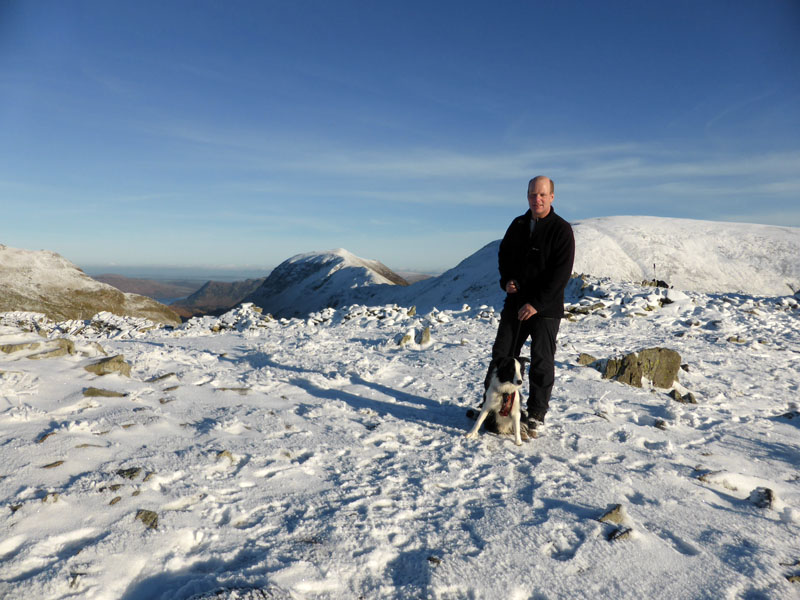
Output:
[505, 280, 519, 294]
[518, 303, 537, 320]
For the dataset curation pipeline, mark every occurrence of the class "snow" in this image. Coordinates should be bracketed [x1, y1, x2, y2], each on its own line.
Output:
[1, 217, 799, 599]
[2, 286, 799, 599]
[571, 216, 800, 296]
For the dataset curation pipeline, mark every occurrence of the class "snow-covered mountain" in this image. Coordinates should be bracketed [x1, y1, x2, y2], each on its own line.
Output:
[244, 248, 409, 317]
[571, 216, 800, 295]
[243, 217, 800, 319]
[0, 244, 181, 325]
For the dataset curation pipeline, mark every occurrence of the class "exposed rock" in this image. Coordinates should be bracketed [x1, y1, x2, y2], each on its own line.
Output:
[117, 467, 143, 480]
[41, 461, 65, 469]
[0, 341, 43, 354]
[84, 355, 132, 377]
[416, 326, 432, 346]
[134, 509, 158, 530]
[602, 347, 681, 388]
[567, 302, 606, 316]
[83, 387, 128, 398]
[577, 353, 596, 366]
[0, 338, 76, 359]
[749, 487, 775, 509]
[147, 372, 176, 383]
[669, 389, 697, 404]
[608, 527, 634, 542]
[216, 450, 234, 462]
[599, 504, 628, 525]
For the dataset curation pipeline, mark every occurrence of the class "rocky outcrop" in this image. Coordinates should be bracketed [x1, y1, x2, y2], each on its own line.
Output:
[0, 245, 181, 325]
[600, 347, 682, 388]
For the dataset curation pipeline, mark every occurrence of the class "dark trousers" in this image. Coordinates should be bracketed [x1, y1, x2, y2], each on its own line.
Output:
[485, 306, 561, 421]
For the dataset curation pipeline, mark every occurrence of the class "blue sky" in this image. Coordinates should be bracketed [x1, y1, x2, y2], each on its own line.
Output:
[1, 0, 798, 274]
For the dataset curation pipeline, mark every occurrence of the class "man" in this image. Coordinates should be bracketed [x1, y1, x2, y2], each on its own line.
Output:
[485, 176, 575, 437]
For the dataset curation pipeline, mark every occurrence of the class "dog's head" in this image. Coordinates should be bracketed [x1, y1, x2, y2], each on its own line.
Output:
[492, 356, 525, 387]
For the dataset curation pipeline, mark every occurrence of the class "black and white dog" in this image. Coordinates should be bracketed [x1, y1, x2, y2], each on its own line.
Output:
[465, 356, 527, 446]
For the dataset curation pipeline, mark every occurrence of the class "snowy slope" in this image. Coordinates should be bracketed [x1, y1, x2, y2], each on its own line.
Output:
[244, 248, 408, 318]
[0, 279, 798, 599]
[0, 245, 181, 325]
[571, 216, 800, 295]
[251, 217, 800, 320]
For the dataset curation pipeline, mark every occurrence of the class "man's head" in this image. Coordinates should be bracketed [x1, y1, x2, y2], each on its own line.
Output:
[528, 176, 554, 219]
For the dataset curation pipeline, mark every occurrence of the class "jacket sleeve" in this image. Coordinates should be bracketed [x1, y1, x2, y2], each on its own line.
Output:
[526, 221, 575, 312]
[497, 219, 521, 291]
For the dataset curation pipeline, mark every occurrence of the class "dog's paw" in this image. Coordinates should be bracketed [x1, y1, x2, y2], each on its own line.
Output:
[464, 430, 478, 439]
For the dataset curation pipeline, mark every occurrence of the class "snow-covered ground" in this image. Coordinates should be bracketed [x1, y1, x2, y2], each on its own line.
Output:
[1, 277, 798, 599]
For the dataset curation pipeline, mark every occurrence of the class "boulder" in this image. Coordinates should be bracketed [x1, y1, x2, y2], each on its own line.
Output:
[602, 347, 681, 388]
[84, 355, 132, 377]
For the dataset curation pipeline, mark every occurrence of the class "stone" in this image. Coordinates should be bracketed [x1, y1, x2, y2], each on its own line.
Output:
[599, 504, 627, 525]
[608, 527, 633, 542]
[147, 372, 176, 383]
[602, 347, 681, 388]
[407, 306, 416, 317]
[135, 509, 158, 530]
[83, 387, 128, 398]
[577, 353, 597, 366]
[749, 487, 775, 509]
[216, 450, 234, 462]
[29, 338, 75, 359]
[0, 341, 41, 354]
[84, 355, 132, 377]
[416, 327, 431, 346]
[117, 467, 143, 480]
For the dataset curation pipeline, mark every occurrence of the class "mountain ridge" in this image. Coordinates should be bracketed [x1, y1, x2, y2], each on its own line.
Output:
[0, 244, 182, 325]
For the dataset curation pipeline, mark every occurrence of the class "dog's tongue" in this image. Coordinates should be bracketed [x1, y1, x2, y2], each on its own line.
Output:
[499, 392, 514, 417]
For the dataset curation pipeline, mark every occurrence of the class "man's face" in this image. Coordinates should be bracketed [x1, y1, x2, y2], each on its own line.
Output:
[527, 178, 554, 219]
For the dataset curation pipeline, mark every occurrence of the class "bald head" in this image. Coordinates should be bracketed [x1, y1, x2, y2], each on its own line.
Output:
[528, 176, 554, 195]
[527, 176, 554, 219]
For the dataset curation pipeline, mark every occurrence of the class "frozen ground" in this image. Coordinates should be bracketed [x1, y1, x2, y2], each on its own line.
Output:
[1, 278, 799, 599]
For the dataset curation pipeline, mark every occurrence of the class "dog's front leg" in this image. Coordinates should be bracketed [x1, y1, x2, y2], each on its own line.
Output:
[512, 408, 522, 446]
[465, 406, 491, 439]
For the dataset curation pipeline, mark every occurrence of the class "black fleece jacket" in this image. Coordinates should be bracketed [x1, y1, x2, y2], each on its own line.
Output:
[497, 208, 575, 318]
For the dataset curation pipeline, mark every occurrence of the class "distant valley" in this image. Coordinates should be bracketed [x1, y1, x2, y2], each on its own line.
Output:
[90, 274, 206, 302]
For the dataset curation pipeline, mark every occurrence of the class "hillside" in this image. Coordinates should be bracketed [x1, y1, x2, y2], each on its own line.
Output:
[170, 278, 266, 318]
[0, 245, 181, 325]
[571, 216, 800, 295]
